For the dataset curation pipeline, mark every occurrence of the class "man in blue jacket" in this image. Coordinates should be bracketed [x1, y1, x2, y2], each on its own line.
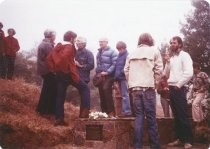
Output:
[114, 41, 132, 117]
[96, 37, 118, 117]
[75, 37, 94, 118]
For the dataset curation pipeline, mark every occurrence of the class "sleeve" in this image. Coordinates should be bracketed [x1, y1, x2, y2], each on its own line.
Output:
[154, 50, 163, 87]
[46, 51, 55, 73]
[65, 46, 80, 83]
[83, 51, 94, 71]
[107, 50, 118, 74]
[15, 38, 20, 52]
[176, 53, 193, 88]
[124, 55, 130, 81]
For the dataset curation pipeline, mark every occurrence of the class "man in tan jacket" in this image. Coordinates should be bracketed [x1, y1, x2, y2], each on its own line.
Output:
[124, 33, 163, 149]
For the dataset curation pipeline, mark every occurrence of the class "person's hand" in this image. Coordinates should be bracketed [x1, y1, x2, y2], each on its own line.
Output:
[75, 60, 83, 68]
[101, 71, 108, 76]
[174, 86, 180, 90]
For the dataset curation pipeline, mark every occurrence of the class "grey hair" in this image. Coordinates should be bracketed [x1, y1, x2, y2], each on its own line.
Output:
[44, 29, 56, 38]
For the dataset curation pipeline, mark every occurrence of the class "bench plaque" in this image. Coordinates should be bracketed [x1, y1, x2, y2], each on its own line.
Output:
[86, 124, 103, 141]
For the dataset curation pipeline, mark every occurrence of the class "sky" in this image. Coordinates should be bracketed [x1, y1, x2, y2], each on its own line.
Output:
[0, 0, 209, 54]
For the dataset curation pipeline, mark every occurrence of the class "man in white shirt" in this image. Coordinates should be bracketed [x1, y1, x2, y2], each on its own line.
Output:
[164, 36, 193, 149]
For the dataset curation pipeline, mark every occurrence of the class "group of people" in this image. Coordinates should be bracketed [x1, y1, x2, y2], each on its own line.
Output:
[29, 27, 209, 149]
[0, 22, 20, 80]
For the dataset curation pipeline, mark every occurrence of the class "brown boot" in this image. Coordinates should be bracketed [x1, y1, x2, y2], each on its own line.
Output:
[80, 108, 90, 118]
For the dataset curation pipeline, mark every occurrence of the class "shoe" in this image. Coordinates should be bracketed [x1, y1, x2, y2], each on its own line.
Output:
[168, 139, 182, 146]
[108, 111, 115, 117]
[80, 108, 90, 118]
[184, 143, 192, 149]
[54, 119, 68, 126]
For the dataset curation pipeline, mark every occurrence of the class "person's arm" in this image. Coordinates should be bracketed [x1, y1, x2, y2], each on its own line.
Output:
[176, 53, 193, 88]
[124, 56, 130, 81]
[82, 51, 94, 71]
[14, 38, 20, 52]
[154, 50, 163, 88]
[106, 50, 118, 74]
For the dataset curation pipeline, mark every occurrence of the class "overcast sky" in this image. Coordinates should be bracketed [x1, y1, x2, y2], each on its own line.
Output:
[0, 0, 209, 54]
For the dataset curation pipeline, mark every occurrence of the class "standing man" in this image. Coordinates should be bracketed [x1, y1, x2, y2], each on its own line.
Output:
[0, 22, 5, 79]
[4, 28, 20, 80]
[95, 37, 118, 117]
[36, 29, 57, 115]
[165, 36, 193, 149]
[124, 33, 162, 149]
[75, 37, 94, 117]
[114, 41, 132, 117]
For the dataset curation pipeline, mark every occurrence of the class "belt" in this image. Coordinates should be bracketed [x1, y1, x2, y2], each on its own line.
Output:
[131, 87, 154, 92]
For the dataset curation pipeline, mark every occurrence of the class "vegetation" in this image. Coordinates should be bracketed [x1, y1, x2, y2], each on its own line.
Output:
[180, 0, 210, 74]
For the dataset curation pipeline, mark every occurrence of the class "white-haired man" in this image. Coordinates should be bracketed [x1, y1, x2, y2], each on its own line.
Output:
[36, 29, 57, 115]
[75, 37, 94, 118]
[95, 37, 118, 117]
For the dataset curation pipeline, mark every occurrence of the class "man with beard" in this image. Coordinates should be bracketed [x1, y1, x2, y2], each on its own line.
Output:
[164, 36, 193, 149]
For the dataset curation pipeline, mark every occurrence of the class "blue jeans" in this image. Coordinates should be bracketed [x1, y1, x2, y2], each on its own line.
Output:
[169, 86, 193, 143]
[55, 72, 90, 119]
[132, 89, 160, 149]
[118, 80, 131, 115]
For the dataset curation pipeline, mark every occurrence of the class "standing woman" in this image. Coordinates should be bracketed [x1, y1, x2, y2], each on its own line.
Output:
[4, 28, 20, 80]
[36, 29, 57, 115]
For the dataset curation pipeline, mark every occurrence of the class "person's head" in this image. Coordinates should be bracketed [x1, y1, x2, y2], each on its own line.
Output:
[138, 33, 154, 46]
[76, 36, 87, 50]
[193, 62, 201, 74]
[0, 22, 3, 29]
[63, 31, 77, 44]
[116, 41, 127, 53]
[169, 36, 183, 53]
[7, 28, 16, 36]
[44, 29, 56, 42]
[99, 37, 109, 49]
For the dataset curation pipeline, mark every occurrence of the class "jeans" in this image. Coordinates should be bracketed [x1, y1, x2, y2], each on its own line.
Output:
[118, 80, 131, 115]
[132, 89, 160, 149]
[36, 73, 57, 115]
[169, 86, 193, 143]
[55, 72, 90, 119]
[98, 75, 115, 114]
[0, 54, 6, 78]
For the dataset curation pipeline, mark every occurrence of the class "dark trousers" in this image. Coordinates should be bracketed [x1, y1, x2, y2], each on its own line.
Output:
[169, 86, 193, 143]
[98, 75, 115, 114]
[5, 55, 15, 79]
[0, 54, 6, 78]
[36, 73, 57, 115]
[55, 72, 90, 119]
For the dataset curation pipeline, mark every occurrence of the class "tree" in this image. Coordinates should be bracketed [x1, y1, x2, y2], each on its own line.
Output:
[181, 0, 210, 74]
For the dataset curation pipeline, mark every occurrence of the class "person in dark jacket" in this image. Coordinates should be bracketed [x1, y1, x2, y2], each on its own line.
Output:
[95, 37, 118, 117]
[75, 37, 94, 117]
[36, 29, 57, 115]
[4, 28, 20, 79]
[0, 22, 6, 79]
[114, 41, 131, 117]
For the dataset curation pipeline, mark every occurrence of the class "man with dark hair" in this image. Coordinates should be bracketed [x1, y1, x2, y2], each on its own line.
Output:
[124, 33, 162, 149]
[36, 29, 57, 115]
[164, 36, 193, 149]
[0, 22, 5, 79]
[47, 31, 91, 126]
[4, 28, 20, 80]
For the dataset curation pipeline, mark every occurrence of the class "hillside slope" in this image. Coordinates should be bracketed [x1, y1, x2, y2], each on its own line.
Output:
[0, 79, 79, 149]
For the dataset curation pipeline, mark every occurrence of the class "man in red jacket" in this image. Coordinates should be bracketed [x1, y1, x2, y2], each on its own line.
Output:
[4, 28, 20, 80]
[47, 31, 91, 126]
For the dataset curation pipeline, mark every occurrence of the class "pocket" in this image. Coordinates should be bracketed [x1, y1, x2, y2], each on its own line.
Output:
[145, 89, 156, 100]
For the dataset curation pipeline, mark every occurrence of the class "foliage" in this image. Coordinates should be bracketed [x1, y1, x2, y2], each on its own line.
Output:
[180, 0, 210, 74]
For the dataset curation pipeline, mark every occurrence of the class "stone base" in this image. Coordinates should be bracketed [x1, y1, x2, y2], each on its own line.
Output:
[72, 117, 190, 148]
